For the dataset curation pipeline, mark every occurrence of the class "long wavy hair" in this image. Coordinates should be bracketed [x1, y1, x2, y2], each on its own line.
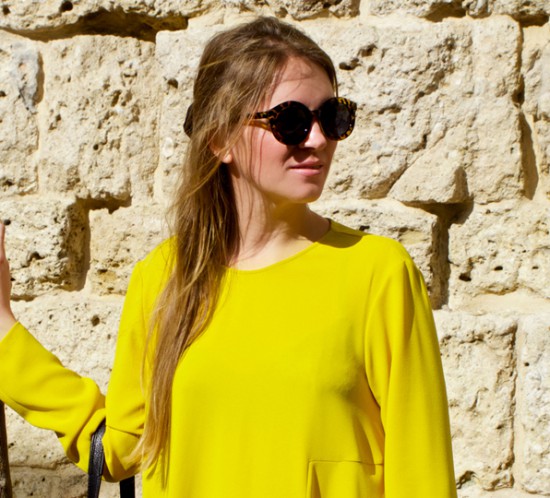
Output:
[137, 16, 338, 471]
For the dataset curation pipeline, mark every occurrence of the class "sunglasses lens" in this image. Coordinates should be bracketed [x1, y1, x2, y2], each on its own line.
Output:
[272, 103, 311, 145]
[256, 99, 356, 145]
[320, 99, 355, 141]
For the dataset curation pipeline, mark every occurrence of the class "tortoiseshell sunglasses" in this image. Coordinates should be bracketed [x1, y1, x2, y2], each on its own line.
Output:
[252, 97, 357, 146]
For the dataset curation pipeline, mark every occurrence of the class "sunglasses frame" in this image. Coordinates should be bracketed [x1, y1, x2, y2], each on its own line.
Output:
[252, 97, 357, 145]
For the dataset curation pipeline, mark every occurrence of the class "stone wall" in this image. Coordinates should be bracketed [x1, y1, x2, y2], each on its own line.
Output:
[1, 0, 549, 497]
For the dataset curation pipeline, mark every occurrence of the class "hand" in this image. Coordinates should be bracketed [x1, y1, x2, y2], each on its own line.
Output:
[0, 221, 16, 340]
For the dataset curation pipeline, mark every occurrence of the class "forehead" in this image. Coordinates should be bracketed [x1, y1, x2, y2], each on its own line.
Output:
[266, 57, 334, 107]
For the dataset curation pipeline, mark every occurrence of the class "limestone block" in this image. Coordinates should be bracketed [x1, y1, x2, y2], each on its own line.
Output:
[155, 28, 217, 204]
[310, 16, 523, 203]
[314, 198, 444, 306]
[0, 0, 358, 31]
[390, 159, 468, 205]
[0, 197, 86, 298]
[110, 0, 203, 19]
[0, 31, 39, 195]
[448, 200, 550, 308]
[515, 314, 550, 494]
[37, 35, 160, 204]
[89, 205, 165, 295]
[367, 0, 549, 20]
[221, 0, 359, 19]
[0, 1, 194, 35]
[492, 0, 550, 20]
[6, 295, 122, 468]
[522, 24, 550, 201]
[368, 0, 476, 17]
[467, 18, 523, 199]
[434, 311, 517, 490]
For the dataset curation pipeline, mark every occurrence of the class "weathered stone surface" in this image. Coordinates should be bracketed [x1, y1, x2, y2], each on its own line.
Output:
[222, 0, 359, 19]
[448, 200, 550, 308]
[155, 28, 217, 204]
[315, 198, 444, 305]
[515, 314, 550, 494]
[434, 311, 517, 490]
[6, 295, 122, 469]
[310, 16, 523, 204]
[367, 0, 476, 17]
[390, 160, 468, 205]
[522, 24, 550, 202]
[0, 0, 358, 35]
[0, 1, 192, 36]
[9, 464, 138, 497]
[492, 0, 550, 21]
[10, 465, 86, 498]
[367, 0, 549, 21]
[0, 197, 86, 298]
[0, 31, 39, 195]
[89, 206, 165, 295]
[37, 35, 160, 204]
[457, 486, 539, 498]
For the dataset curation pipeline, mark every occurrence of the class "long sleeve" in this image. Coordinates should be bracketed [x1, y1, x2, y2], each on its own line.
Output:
[0, 258, 155, 480]
[0, 321, 106, 471]
[364, 249, 457, 498]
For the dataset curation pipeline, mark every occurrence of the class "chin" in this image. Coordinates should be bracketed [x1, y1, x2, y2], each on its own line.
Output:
[288, 188, 325, 204]
[265, 181, 328, 206]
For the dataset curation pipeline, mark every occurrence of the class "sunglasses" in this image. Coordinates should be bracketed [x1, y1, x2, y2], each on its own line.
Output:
[252, 97, 357, 146]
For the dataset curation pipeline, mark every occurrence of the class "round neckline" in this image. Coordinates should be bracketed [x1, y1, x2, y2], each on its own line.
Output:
[226, 219, 334, 275]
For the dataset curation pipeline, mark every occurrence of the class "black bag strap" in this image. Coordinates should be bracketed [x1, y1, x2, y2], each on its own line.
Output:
[88, 419, 135, 498]
[88, 420, 106, 498]
[120, 476, 136, 498]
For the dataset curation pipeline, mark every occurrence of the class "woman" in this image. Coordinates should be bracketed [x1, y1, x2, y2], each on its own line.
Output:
[0, 16, 457, 497]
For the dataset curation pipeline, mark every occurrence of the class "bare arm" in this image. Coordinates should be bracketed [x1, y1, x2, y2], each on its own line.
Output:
[0, 222, 16, 340]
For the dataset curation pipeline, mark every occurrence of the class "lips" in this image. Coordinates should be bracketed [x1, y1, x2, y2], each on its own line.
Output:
[288, 161, 323, 170]
[288, 162, 324, 176]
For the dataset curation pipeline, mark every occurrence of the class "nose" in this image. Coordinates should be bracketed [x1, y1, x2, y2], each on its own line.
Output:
[299, 117, 328, 149]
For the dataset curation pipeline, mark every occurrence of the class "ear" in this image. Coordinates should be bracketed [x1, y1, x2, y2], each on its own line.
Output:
[220, 149, 233, 164]
[209, 140, 233, 165]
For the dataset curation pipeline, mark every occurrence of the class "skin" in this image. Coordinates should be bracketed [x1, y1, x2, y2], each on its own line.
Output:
[224, 57, 339, 270]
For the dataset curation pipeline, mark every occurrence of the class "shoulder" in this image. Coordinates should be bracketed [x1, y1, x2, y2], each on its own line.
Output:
[121, 238, 176, 306]
[327, 221, 430, 305]
[327, 219, 412, 265]
[137, 237, 176, 271]
[130, 237, 176, 293]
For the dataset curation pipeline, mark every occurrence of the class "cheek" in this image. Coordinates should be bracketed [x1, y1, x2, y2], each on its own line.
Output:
[258, 135, 288, 163]
[229, 129, 281, 180]
[228, 129, 260, 174]
[247, 130, 288, 165]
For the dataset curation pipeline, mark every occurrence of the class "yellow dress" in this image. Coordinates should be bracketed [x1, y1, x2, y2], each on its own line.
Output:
[0, 221, 457, 497]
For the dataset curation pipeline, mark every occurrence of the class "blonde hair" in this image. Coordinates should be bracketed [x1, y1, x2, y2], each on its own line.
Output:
[138, 16, 338, 471]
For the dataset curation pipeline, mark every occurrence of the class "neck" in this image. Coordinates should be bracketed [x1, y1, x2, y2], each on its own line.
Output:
[230, 194, 329, 270]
